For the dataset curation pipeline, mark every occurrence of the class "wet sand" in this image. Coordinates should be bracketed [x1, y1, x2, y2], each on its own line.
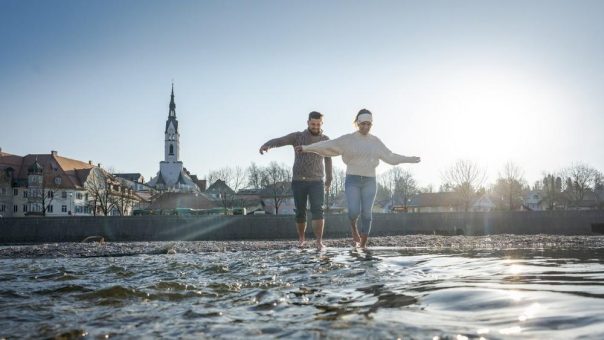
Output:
[1, 234, 603, 258]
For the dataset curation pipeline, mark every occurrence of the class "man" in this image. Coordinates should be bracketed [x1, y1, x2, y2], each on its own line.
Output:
[259, 111, 332, 249]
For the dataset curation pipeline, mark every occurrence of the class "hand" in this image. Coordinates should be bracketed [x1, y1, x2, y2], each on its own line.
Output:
[259, 145, 269, 155]
[324, 181, 331, 192]
[294, 145, 304, 153]
[409, 156, 421, 163]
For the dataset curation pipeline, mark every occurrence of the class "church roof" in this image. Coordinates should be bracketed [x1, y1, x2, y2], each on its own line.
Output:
[165, 84, 179, 133]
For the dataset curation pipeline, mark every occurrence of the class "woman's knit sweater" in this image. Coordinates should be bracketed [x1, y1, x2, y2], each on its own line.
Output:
[301, 131, 414, 177]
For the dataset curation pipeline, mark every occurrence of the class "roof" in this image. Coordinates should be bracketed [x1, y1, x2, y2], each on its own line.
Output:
[206, 179, 235, 195]
[113, 173, 144, 183]
[260, 182, 293, 198]
[1, 151, 95, 189]
[408, 192, 463, 208]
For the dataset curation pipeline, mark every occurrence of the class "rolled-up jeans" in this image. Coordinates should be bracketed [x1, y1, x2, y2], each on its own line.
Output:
[345, 175, 377, 235]
[291, 180, 325, 224]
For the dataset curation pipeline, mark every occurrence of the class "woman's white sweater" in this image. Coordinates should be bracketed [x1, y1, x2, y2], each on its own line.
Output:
[301, 131, 414, 177]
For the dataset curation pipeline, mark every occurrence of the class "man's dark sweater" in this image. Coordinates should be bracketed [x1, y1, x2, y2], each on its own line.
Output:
[262, 129, 332, 183]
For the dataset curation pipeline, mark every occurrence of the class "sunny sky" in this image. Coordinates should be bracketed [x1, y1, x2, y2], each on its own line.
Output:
[1, 0, 603, 188]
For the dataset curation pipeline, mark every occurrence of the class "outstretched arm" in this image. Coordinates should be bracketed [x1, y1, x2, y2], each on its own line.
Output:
[378, 140, 421, 165]
[259, 132, 297, 154]
[297, 137, 344, 157]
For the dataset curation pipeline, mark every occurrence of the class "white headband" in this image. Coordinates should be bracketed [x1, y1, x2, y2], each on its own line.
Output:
[357, 113, 373, 123]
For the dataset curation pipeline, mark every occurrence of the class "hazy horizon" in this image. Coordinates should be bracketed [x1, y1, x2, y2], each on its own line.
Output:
[2, 0, 603, 188]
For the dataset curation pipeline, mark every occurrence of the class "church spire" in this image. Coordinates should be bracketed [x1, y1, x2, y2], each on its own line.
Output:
[169, 83, 176, 117]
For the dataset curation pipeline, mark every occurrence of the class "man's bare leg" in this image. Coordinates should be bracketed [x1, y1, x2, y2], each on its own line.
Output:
[297, 222, 306, 247]
[350, 219, 361, 247]
[359, 234, 369, 249]
[312, 219, 325, 249]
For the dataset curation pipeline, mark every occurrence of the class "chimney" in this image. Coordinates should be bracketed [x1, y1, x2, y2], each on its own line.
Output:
[51, 150, 58, 156]
[89, 160, 93, 165]
[97, 163, 101, 168]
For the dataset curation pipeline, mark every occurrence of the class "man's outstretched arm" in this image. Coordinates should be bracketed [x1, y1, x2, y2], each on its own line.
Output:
[259, 132, 297, 154]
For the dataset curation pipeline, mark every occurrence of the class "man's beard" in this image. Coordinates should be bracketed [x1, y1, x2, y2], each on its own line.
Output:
[309, 128, 321, 135]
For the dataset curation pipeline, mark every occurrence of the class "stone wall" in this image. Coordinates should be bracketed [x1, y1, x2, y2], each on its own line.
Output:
[1, 211, 604, 244]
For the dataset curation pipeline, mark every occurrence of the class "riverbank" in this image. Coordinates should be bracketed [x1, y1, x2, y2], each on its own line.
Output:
[1, 234, 603, 258]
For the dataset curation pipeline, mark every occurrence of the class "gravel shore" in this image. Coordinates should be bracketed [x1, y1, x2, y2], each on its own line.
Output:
[1, 234, 604, 258]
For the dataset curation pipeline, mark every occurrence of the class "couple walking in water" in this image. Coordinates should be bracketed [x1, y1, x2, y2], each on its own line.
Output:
[260, 109, 420, 249]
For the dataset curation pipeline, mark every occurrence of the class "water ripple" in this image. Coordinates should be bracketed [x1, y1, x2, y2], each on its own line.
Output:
[1, 247, 604, 338]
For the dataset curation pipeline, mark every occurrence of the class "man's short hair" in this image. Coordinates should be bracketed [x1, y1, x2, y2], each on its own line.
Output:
[308, 111, 323, 120]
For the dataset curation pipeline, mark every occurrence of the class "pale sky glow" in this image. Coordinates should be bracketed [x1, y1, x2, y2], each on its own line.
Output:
[1, 0, 603, 188]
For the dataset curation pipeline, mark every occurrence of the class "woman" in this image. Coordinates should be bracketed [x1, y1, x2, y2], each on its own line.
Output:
[295, 109, 420, 248]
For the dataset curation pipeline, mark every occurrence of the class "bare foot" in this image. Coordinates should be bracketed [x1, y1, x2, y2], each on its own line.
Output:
[298, 240, 306, 248]
[352, 241, 360, 248]
[316, 241, 325, 250]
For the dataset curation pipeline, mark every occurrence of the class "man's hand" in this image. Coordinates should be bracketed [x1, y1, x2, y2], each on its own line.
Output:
[259, 145, 269, 155]
[409, 156, 421, 163]
[294, 145, 304, 153]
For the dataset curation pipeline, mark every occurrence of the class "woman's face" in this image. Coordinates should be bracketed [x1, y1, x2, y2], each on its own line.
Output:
[357, 121, 372, 135]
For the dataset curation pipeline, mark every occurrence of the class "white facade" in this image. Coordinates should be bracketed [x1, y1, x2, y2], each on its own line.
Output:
[147, 85, 200, 193]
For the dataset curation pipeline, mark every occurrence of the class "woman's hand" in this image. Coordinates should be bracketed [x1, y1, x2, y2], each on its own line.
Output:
[294, 145, 305, 153]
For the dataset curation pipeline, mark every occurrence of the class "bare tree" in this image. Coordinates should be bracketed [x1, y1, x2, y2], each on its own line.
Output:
[541, 173, 563, 210]
[563, 163, 600, 203]
[442, 159, 486, 212]
[325, 167, 345, 212]
[108, 177, 137, 216]
[208, 166, 246, 212]
[85, 168, 115, 216]
[25, 164, 58, 216]
[246, 162, 263, 189]
[492, 162, 526, 211]
[380, 167, 417, 211]
[261, 162, 292, 215]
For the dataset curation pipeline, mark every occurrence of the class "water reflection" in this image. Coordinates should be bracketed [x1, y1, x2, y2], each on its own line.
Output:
[0, 247, 603, 338]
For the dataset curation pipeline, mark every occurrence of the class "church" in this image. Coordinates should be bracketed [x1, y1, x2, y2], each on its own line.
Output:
[147, 85, 201, 193]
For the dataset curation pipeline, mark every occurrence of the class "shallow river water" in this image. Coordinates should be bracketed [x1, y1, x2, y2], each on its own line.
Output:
[1, 247, 604, 339]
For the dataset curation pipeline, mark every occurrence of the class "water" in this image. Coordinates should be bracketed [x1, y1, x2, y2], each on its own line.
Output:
[1, 247, 604, 339]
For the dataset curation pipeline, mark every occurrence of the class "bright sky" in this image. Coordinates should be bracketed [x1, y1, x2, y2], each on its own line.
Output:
[2, 0, 603, 188]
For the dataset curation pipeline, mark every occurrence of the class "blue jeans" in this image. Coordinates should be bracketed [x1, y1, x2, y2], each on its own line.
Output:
[291, 180, 325, 223]
[345, 175, 377, 235]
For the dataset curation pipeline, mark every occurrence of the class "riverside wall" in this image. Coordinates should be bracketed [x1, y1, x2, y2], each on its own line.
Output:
[1, 211, 604, 244]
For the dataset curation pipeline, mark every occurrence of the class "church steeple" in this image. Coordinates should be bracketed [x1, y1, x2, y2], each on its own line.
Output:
[164, 83, 180, 162]
[169, 83, 176, 117]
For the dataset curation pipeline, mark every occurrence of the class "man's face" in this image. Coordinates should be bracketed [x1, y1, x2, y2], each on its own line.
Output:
[307, 118, 323, 135]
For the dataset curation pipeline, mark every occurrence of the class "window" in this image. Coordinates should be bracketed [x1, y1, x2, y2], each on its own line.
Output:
[23, 205, 28, 213]
[54, 177, 62, 185]
[169, 144, 174, 155]
[47, 191, 54, 198]
[14, 188, 18, 196]
[23, 191, 28, 198]
[14, 205, 18, 212]
[62, 191, 67, 199]
[76, 193, 83, 200]
[0, 188, 5, 196]
[62, 205, 67, 213]
[75, 206, 82, 213]
[47, 205, 53, 213]
[0, 204, 5, 212]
